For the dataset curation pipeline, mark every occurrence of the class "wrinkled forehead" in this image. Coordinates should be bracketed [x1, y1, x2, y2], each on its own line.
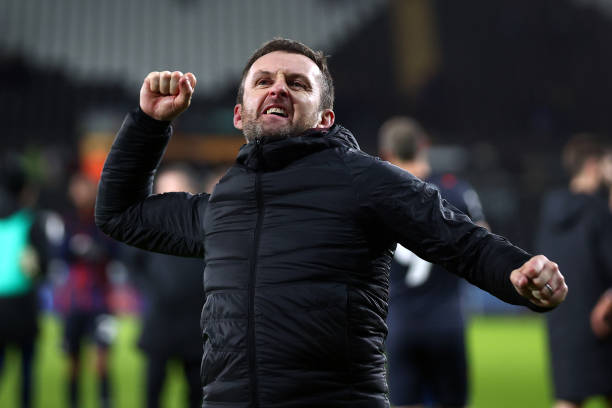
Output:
[246, 51, 322, 83]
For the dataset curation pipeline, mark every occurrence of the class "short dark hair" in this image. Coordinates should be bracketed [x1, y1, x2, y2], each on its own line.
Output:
[562, 133, 604, 176]
[236, 38, 334, 111]
[378, 117, 429, 161]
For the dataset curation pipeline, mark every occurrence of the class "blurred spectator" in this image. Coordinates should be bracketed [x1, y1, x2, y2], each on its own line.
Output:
[535, 134, 612, 408]
[52, 171, 118, 408]
[0, 152, 48, 408]
[124, 163, 204, 408]
[590, 146, 612, 345]
[602, 147, 612, 211]
[379, 117, 488, 408]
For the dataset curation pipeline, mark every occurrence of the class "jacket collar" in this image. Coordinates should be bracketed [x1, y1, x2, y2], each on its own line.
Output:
[235, 124, 359, 171]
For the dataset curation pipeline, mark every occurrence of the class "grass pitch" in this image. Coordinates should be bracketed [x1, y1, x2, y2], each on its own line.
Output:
[467, 315, 606, 408]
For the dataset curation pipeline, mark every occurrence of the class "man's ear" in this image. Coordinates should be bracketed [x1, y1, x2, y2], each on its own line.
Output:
[233, 104, 243, 130]
[316, 109, 335, 129]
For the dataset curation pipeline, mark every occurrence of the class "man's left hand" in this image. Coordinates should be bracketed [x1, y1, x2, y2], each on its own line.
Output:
[591, 289, 612, 338]
[510, 255, 567, 308]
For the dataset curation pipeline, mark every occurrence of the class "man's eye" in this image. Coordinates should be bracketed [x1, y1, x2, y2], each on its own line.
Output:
[290, 81, 306, 89]
[256, 79, 271, 86]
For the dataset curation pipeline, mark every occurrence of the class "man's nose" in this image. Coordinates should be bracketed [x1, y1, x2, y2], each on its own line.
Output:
[269, 78, 289, 97]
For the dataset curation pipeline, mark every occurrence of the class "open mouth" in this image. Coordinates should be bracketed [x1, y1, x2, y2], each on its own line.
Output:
[264, 107, 289, 118]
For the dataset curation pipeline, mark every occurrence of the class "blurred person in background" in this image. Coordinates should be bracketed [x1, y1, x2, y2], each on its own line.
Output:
[590, 146, 612, 344]
[379, 117, 488, 408]
[124, 163, 204, 408]
[535, 134, 612, 408]
[0, 153, 48, 408]
[95, 38, 567, 407]
[601, 147, 612, 211]
[52, 171, 118, 408]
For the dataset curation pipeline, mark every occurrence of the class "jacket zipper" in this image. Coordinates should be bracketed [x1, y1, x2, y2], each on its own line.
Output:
[249, 139, 264, 406]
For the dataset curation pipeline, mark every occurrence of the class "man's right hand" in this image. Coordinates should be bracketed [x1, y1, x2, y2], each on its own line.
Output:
[140, 71, 197, 121]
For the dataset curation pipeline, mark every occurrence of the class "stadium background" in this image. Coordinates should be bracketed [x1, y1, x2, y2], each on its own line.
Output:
[1, 0, 611, 406]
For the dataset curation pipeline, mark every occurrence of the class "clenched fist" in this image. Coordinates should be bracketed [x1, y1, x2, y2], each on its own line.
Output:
[510, 254, 568, 308]
[140, 71, 197, 121]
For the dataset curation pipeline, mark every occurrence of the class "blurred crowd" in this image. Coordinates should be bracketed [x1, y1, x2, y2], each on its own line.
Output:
[0, 119, 610, 408]
[0, 151, 226, 408]
[378, 120, 612, 408]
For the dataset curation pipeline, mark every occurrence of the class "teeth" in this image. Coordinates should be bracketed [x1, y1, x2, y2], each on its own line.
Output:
[266, 107, 287, 116]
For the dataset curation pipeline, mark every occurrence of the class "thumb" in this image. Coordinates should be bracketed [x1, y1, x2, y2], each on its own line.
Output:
[139, 77, 152, 101]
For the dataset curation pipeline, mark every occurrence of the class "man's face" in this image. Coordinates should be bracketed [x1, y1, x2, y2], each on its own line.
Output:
[234, 51, 334, 141]
[69, 174, 97, 210]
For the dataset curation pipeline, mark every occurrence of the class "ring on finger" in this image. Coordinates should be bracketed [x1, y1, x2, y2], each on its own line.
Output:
[544, 283, 554, 296]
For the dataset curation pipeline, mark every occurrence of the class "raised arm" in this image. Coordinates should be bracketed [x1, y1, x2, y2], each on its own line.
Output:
[353, 156, 566, 310]
[95, 71, 207, 258]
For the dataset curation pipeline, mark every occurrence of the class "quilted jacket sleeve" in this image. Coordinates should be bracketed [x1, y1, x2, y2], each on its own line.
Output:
[95, 108, 207, 258]
[347, 152, 544, 310]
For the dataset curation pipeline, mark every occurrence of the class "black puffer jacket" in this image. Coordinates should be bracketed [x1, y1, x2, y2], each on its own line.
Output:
[96, 109, 536, 408]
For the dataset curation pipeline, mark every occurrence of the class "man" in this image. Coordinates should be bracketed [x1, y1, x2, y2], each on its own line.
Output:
[125, 164, 205, 408]
[96, 38, 567, 407]
[379, 117, 488, 408]
[55, 171, 117, 408]
[536, 134, 612, 408]
[591, 147, 612, 339]
[0, 153, 48, 408]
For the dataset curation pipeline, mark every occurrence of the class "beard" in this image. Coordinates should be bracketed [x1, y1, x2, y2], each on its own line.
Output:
[241, 107, 319, 142]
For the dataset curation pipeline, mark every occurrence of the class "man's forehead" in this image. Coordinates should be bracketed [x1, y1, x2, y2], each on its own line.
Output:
[247, 51, 321, 79]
